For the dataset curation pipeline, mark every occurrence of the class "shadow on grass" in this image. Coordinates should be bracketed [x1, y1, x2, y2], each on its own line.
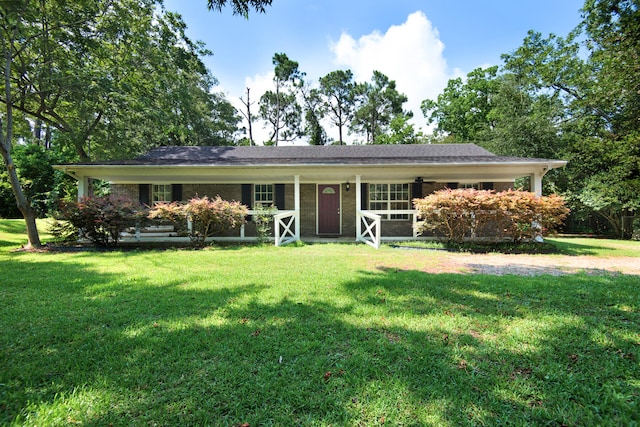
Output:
[546, 238, 627, 256]
[0, 220, 29, 248]
[1, 256, 638, 426]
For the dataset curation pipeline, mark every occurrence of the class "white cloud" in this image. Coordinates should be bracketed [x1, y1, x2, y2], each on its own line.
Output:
[233, 11, 461, 144]
[330, 11, 461, 133]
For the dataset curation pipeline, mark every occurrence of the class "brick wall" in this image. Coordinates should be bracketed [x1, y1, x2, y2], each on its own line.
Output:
[110, 184, 139, 201]
[110, 179, 517, 240]
[299, 184, 316, 237]
[182, 184, 241, 202]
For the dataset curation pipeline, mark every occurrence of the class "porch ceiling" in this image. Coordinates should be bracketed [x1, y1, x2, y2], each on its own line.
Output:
[56, 161, 566, 184]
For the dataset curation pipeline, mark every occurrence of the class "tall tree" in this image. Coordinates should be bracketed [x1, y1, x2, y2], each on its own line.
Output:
[485, 74, 564, 160]
[297, 80, 327, 145]
[501, 13, 640, 236]
[582, 0, 640, 135]
[318, 70, 356, 145]
[259, 53, 303, 145]
[422, 1, 639, 235]
[0, 0, 87, 247]
[0, 0, 243, 247]
[239, 87, 256, 145]
[351, 71, 409, 144]
[373, 114, 419, 144]
[421, 66, 500, 142]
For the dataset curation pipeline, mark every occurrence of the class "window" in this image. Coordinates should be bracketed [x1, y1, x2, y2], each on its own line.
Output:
[152, 184, 172, 204]
[369, 183, 410, 219]
[254, 184, 273, 206]
[459, 183, 481, 190]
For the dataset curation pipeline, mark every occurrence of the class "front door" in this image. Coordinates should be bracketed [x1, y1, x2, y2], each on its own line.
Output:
[317, 184, 341, 235]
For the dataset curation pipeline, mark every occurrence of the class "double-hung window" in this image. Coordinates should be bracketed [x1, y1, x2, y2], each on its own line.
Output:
[459, 183, 481, 190]
[152, 184, 172, 204]
[369, 183, 410, 219]
[254, 184, 274, 207]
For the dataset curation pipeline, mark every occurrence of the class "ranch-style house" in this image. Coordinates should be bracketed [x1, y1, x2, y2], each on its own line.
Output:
[55, 144, 567, 248]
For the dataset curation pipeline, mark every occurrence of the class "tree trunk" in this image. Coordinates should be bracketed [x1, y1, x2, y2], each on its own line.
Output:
[0, 143, 42, 248]
[2, 37, 42, 248]
[246, 87, 254, 146]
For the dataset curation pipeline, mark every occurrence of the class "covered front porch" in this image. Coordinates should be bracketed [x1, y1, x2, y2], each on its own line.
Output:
[57, 144, 564, 249]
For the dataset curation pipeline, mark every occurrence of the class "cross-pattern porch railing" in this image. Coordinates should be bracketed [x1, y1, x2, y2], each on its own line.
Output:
[273, 210, 298, 246]
[356, 209, 420, 249]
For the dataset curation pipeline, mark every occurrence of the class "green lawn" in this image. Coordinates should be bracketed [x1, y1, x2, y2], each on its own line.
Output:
[1, 220, 639, 426]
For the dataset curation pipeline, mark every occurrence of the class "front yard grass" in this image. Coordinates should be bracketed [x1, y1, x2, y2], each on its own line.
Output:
[1, 220, 639, 426]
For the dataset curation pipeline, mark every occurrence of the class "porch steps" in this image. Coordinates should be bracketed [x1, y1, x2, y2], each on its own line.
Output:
[121, 225, 178, 239]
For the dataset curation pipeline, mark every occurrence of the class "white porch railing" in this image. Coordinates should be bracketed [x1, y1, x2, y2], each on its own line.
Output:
[274, 210, 298, 246]
[356, 210, 381, 248]
[239, 209, 300, 246]
[357, 209, 420, 249]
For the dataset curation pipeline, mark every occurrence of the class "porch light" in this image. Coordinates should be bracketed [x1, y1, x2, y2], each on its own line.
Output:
[346, 182, 350, 191]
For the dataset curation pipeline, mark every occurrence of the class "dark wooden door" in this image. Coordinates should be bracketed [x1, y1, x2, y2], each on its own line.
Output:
[318, 184, 341, 234]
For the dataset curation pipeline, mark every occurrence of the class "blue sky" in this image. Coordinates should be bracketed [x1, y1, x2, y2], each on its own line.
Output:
[163, 0, 585, 142]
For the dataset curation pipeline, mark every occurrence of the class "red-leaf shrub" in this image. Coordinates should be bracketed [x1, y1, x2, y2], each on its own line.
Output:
[55, 196, 145, 247]
[412, 189, 491, 243]
[414, 189, 569, 243]
[148, 196, 248, 246]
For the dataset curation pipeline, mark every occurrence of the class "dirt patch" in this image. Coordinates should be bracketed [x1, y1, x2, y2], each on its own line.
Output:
[432, 253, 640, 276]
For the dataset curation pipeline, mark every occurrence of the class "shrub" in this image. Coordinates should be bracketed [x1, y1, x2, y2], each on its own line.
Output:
[147, 201, 188, 235]
[494, 191, 569, 242]
[412, 189, 491, 243]
[148, 196, 248, 246]
[185, 196, 248, 245]
[414, 189, 569, 243]
[53, 196, 145, 247]
[253, 203, 277, 243]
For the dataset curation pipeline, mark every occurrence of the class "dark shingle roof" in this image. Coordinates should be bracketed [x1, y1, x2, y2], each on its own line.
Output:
[64, 144, 563, 167]
[136, 144, 496, 165]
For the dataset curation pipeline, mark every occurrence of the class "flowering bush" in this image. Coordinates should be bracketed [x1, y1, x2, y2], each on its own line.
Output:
[414, 189, 569, 243]
[53, 196, 145, 247]
[148, 196, 248, 246]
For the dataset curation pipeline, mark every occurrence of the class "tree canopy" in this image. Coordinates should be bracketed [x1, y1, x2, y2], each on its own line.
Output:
[0, 0, 245, 247]
[421, 0, 640, 237]
[206, 0, 273, 17]
[2, 0, 638, 244]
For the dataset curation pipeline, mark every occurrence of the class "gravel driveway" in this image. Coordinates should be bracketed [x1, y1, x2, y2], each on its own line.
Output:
[437, 253, 640, 276]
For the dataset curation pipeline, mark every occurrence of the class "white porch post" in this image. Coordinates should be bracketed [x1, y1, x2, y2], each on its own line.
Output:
[531, 172, 543, 197]
[77, 175, 90, 201]
[355, 175, 362, 238]
[294, 174, 300, 241]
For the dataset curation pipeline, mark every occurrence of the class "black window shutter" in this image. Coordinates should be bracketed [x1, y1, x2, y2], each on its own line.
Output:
[241, 184, 252, 208]
[481, 182, 494, 190]
[139, 184, 150, 205]
[412, 182, 423, 200]
[274, 184, 285, 209]
[447, 182, 458, 189]
[360, 183, 368, 209]
[241, 184, 253, 220]
[171, 184, 182, 202]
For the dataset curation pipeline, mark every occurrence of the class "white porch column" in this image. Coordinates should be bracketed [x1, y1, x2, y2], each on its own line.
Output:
[77, 175, 90, 201]
[355, 175, 362, 237]
[531, 172, 543, 197]
[294, 175, 300, 240]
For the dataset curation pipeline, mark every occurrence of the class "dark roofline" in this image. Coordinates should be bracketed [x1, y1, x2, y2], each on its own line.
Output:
[56, 144, 566, 167]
